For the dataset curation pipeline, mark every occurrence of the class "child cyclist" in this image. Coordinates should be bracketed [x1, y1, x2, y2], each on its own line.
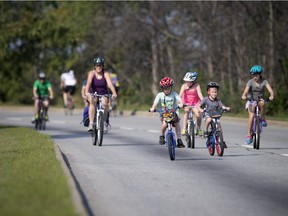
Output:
[179, 72, 204, 136]
[149, 77, 185, 148]
[241, 65, 274, 145]
[198, 82, 231, 138]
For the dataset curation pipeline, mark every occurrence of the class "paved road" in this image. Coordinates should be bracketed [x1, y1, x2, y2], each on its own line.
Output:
[1, 109, 288, 216]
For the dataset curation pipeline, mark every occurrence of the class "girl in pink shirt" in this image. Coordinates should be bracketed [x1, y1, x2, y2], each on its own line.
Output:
[179, 72, 204, 136]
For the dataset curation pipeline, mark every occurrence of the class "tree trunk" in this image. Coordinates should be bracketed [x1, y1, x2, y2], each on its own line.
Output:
[151, 36, 159, 97]
[268, 1, 275, 89]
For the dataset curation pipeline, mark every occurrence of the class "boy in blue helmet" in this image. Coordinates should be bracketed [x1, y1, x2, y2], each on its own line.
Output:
[241, 65, 274, 145]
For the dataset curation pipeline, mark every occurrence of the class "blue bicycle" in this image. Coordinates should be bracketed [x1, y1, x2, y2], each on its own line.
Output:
[204, 108, 228, 157]
[149, 107, 179, 161]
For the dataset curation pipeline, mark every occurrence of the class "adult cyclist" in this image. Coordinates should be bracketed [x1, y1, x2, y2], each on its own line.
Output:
[32, 72, 53, 122]
[85, 56, 117, 132]
[60, 69, 77, 113]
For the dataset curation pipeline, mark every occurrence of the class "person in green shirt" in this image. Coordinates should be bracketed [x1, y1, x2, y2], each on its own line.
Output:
[32, 72, 54, 122]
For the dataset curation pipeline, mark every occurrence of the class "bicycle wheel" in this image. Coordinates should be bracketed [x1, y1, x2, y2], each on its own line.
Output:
[97, 111, 104, 146]
[215, 130, 224, 156]
[92, 113, 97, 146]
[207, 136, 215, 156]
[255, 117, 261, 149]
[167, 133, 175, 161]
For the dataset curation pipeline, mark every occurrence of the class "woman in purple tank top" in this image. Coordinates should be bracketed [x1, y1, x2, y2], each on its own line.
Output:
[85, 56, 118, 132]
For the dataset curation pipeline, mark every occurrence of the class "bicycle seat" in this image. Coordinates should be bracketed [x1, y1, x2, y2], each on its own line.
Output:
[211, 115, 221, 118]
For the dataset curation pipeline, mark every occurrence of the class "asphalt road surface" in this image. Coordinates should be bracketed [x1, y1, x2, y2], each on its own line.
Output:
[1, 108, 288, 216]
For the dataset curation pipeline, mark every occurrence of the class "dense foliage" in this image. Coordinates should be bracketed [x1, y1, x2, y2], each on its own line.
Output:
[0, 1, 287, 116]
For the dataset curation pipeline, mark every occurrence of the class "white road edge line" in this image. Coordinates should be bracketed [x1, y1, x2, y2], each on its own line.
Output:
[147, 130, 159, 133]
[241, 144, 253, 148]
[120, 127, 134, 130]
[281, 154, 288, 157]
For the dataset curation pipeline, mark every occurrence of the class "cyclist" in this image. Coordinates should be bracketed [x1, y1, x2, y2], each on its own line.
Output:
[149, 77, 185, 148]
[179, 72, 204, 136]
[85, 56, 117, 132]
[32, 72, 53, 122]
[198, 82, 230, 138]
[241, 65, 274, 144]
[60, 69, 77, 113]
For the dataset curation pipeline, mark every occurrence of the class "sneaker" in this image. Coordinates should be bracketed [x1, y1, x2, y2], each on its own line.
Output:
[177, 139, 185, 148]
[104, 122, 111, 133]
[88, 122, 94, 132]
[261, 118, 267, 127]
[204, 131, 209, 138]
[223, 141, 227, 148]
[196, 128, 202, 136]
[181, 129, 187, 135]
[245, 135, 252, 145]
[159, 135, 165, 145]
[44, 114, 49, 121]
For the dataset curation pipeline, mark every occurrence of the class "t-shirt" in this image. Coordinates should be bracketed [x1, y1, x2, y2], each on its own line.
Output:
[153, 91, 181, 113]
[61, 70, 76, 86]
[246, 78, 268, 100]
[33, 80, 51, 96]
[200, 97, 224, 117]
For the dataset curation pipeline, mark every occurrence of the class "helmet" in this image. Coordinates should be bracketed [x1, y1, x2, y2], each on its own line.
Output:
[159, 77, 174, 88]
[207, 82, 219, 91]
[93, 56, 105, 66]
[250, 65, 263, 74]
[38, 72, 46, 79]
[183, 72, 198, 82]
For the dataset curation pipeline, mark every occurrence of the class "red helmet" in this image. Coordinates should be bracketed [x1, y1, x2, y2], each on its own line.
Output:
[159, 77, 174, 88]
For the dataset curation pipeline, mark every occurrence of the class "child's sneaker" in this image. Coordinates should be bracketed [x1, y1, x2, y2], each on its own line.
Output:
[159, 135, 165, 145]
[88, 122, 94, 132]
[204, 131, 209, 138]
[181, 129, 187, 135]
[245, 135, 252, 145]
[196, 128, 202, 136]
[177, 139, 185, 148]
[261, 118, 267, 127]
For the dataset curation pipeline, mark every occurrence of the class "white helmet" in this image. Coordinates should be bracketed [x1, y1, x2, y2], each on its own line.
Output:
[183, 72, 198, 82]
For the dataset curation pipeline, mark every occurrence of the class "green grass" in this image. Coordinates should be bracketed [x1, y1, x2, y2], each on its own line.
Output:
[0, 126, 77, 216]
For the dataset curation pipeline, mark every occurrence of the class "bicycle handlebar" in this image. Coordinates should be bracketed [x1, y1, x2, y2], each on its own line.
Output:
[91, 92, 112, 98]
[148, 106, 180, 113]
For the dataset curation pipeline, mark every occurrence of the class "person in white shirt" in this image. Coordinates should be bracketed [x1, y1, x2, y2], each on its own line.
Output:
[60, 70, 77, 112]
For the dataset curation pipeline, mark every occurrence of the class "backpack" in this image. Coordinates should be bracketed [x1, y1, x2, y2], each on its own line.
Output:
[82, 106, 89, 127]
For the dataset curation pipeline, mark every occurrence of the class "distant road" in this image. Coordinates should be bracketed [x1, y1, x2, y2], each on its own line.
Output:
[1, 108, 288, 216]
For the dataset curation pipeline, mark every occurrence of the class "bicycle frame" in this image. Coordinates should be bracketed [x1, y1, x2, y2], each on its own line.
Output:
[35, 96, 48, 130]
[204, 110, 226, 157]
[250, 99, 264, 149]
[185, 106, 196, 149]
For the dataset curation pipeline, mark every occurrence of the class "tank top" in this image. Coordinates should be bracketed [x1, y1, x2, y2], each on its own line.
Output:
[182, 83, 200, 106]
[89, 71, 108, 95]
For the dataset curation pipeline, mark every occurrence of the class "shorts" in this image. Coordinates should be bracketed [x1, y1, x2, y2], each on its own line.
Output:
[64, 86, 76, 95]
[245, 101, 257, 110]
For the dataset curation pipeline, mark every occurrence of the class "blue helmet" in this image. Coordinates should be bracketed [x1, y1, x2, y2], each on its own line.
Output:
[250, 65, 263, 74]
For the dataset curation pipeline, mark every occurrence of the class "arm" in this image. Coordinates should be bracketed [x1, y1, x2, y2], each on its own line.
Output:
[33, 87, 38, 98]
[196, 84, 204, 101]
[48, 86, 53, 99]
[179, 84, 185, 98]
[104, 72, 117, 98]
[85, 71, 92, 96]
[265, 83, 274, 101]
[241, 86, 249, 100]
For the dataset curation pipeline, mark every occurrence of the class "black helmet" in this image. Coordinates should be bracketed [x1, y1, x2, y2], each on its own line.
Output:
[93, 56, 105, 66]
[38, 72, 46, 79]
[207, 82, 219, 91]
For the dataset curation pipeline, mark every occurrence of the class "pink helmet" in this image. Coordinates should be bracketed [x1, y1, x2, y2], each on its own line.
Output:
[159, 77, 174, 88]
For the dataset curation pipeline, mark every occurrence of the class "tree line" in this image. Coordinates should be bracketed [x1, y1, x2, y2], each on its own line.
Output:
[0, 1, 287, 116]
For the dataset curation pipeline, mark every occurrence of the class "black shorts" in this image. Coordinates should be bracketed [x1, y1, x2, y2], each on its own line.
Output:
[64, 86, 76, 95]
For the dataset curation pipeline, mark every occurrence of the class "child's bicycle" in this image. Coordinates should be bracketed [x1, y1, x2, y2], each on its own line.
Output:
[246, 97, 270, 150]
[149, 107, 180, 161]
[90, 92, 110, 146]
[204, 108, 228, 156]
[183, 105, 196, 149]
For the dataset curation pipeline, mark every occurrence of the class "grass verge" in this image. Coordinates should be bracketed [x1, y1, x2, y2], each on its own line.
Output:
[0, 126, 77, 216]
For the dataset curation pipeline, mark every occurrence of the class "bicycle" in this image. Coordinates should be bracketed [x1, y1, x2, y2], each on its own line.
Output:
[65, 92, 74, 115]
[204, 108, 228, 157]
[183, 105, 196, 149]
[33, 96, 49, 131]
[149, 107, 180, 161]
[90, 92, 110, 146]
[246, 97, 269, 150]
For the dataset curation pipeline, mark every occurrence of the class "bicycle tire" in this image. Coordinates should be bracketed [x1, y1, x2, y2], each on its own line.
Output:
[186, 122, 191, 148]
[255, 117, 261, 149]
[97, 111, 104, 146]
[216, 130, 224, 156]
[190, 122, 195, 149]
[92, 112, 97, 145]
[167, 133, 175, 161]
